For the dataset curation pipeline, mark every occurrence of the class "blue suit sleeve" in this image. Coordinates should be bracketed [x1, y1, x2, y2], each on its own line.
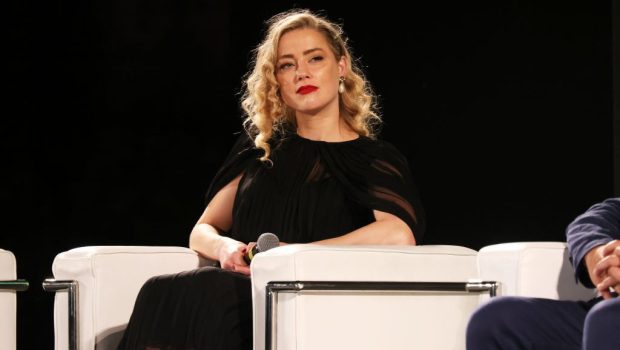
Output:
[566, 197, 620, 288]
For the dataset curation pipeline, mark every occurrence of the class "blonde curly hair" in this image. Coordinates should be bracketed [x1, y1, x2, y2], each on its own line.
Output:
[241, 9, 381, 161]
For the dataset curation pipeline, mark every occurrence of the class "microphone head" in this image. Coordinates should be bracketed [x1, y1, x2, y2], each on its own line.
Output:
[256, 232, 280, 253]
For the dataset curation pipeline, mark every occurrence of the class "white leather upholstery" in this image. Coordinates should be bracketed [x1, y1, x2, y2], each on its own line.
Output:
[478, 242, 596, 300]
[0, 249, 17, 350]
[51, 246, 203, 350]
[251, 245, 481, 350]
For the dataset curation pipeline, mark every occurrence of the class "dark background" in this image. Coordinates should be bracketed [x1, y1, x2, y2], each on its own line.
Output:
[6, 1, 618, 348]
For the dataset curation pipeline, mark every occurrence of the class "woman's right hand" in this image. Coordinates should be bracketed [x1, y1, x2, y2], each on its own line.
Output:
[218, 239, 251, 276]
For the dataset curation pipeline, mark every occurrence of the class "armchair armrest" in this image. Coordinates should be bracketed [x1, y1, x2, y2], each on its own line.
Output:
[251, 245, 488, 350]
[478, 242, 596, 300]
[46, 246, 209, 350]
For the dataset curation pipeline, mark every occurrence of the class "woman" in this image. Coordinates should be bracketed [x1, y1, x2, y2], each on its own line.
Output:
[119, 9, 424, 350]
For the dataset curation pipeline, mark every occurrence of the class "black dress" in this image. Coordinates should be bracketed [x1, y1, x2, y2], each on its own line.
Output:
[118, 131, 425, 350]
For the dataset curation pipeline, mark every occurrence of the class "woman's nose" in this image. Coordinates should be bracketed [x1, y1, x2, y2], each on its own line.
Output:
[295, 66, 309, 80]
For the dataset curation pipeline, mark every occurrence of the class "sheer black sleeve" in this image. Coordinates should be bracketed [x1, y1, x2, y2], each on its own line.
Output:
[204, 132, 259, 206]
[365, 142, 425, 242]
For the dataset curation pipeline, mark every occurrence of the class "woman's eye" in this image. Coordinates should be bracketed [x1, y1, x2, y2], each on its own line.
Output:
[310, 56, 324, 62]
[278, 63, 294, 71]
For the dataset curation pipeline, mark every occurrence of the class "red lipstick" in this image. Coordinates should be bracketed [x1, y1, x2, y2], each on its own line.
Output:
[296, 85, 318, 95]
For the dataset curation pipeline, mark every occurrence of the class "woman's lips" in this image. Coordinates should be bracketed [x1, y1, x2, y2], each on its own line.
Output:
[296, 85, 318, 95]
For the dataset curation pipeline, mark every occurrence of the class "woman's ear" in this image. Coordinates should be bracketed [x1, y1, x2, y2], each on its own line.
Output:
[338, 56, 347, 77]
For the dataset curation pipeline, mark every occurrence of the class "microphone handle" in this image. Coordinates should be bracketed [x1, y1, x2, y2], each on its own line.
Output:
[244, 244, 259, 265]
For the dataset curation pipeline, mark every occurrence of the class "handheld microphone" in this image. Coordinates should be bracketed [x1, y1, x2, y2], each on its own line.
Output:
[244, 232, 280, 264]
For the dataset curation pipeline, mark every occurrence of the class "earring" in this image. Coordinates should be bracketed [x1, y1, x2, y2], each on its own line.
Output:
[338, 76, 345, 94]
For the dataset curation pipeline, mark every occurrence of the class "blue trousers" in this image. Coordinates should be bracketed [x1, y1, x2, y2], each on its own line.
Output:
[466, 296, 620, 350]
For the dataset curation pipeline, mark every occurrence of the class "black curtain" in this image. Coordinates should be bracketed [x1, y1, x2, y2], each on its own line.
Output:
[6, 1, 613, 348]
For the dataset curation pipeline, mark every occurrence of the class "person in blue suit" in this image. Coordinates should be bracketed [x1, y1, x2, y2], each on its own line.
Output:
[467, 197, 620, 349]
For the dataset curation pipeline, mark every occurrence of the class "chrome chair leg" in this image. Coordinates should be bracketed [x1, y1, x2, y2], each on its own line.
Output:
[43, 279, 79, 350]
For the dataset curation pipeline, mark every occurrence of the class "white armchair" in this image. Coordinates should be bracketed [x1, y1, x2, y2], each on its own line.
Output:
[0, 249, 29, 350]
[45, 242, 594, 350]
[250, 245, 493, 350]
